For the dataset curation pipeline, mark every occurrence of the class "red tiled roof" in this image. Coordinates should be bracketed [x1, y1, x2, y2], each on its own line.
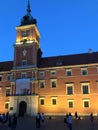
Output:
[39, 52, 98, 68]
[0, 61, 13, 71]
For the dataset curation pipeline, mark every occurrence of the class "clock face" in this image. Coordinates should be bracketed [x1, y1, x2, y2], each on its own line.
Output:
[22, 30, 29, 37]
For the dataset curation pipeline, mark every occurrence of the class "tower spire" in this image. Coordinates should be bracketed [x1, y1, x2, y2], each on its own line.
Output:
[27, 0, 31, 14]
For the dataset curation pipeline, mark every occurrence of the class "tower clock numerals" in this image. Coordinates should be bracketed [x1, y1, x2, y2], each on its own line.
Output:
[22, 30, 30, 37]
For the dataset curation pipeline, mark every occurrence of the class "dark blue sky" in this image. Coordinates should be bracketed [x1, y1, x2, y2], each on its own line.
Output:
[0, 0, 98, 61]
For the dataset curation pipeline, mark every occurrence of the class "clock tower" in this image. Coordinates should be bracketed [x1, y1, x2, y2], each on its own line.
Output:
[13, 0, 42, 68]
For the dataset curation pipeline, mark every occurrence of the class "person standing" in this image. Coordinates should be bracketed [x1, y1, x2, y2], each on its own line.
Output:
[36, 112, 41, 128]
[9, 114, 17, 130]
[90, 112, 94, 123]
[67, 113, 72, 130]
[41, 113, 45, 122]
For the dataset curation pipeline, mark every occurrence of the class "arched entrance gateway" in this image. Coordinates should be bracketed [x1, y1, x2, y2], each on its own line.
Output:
[19, 101, 27, 116]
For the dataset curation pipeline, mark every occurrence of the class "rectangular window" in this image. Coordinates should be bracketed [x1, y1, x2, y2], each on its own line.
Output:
[66, 69, 72, 76]
[50, 70, 56, 76]
[40, 98, 44, 105]
[68, 100, 74, 108]
[22, 60, 27, 66]
[83, 100, 89, 108]
[0, 87, 2, 95]
[39, 71, 45, 77]
[0, 76, 2, 81]
[5, 102, 9, 109]
[67, 86, 73, 95]
[21, 72, 27, 78]
[51, 80, 57, 88]
[82, 85, 89, 94]
[7, 74, 13, 81]
[6, 88, 11, 96]
[52, 99, 57, 105]
[39, 81, 45, 88]
[81, 68, 87, 75]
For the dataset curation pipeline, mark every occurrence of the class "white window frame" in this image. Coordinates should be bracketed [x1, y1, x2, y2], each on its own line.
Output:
[5, 87, 11, 96]
[5, 102, 10, 109]
[51, 97, 57, 105]
[50, 70, 56, 76]
[39, 71, 45, 77]
[7, 74, 13, 81]
[83, 99, 90, 108]
[0, 87, 2, 95]
[81, 83, 90, 94]
[0, 75, 2, 81]
[40, 98, 45, 105]
[66, 84, 74, 95]
[51, 79, 57, 88]
[68, 100, 74, 108]
[66, 69, 72, 76]
[81, 68, 88, 76]
[21, 72, 27, 78]
[39, 80, 45, 88]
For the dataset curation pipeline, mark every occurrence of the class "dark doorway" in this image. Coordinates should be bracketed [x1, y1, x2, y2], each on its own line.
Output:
[19, 101, 27, 116]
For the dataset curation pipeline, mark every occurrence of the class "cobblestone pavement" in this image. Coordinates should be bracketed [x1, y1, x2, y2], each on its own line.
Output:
[0, 116, 98, 130]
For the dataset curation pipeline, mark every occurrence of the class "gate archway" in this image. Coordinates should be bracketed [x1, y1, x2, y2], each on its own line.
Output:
[19, 101, 27, 116]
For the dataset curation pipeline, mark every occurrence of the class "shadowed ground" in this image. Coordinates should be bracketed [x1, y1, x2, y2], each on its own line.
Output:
[0, 116, 98, 130]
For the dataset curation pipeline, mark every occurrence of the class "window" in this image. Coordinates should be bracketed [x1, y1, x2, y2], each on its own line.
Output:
[51, 98, 57, 105]
[81, 68, 87, 75]
[50, 70, 56, 76]
[22, 60, 27, 66]
[21, 88, 29, 95]
[40, 98, 44, 105]
[21, 72, 27, 78]
[51, 80, 57, 88]
[0, 87, 2, 95]
[68, 100, 74, 108]
[0, 76, 2, 81]
[39, 71, 45, 77]
[66, 69, 72, 76]
[6, 88, 11, 96]
[5, 102, 9, 109]
[39, 81, 45, 88]
[67, 86, 73, 95]
[83, 100, 89, 108]
[82, 84, 89, 94]
[7, 74, 13, 81]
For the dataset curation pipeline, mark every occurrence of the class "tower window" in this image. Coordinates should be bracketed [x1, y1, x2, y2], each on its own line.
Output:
[22, 60, 27, 66]
[21, 72, 27, 78]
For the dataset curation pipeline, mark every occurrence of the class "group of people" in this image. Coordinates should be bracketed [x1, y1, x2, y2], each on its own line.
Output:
[36, 112, 45, 128]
